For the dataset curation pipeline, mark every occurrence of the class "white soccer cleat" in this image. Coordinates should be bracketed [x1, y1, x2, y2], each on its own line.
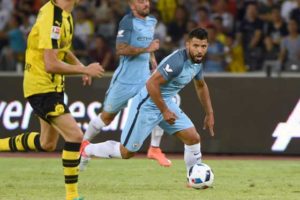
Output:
[79, 155, 91, 171]
[79, 140, 91, 171]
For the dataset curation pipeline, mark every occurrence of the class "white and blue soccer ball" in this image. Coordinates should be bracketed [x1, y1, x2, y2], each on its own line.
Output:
[188, 163, 214, 189]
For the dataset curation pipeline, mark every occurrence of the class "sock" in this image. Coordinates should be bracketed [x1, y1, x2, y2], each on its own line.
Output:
[85, 140, 121, 158]
[184, 143, 202, 172]
[83, 114, 106, 141]
[62, 142, 81, 200]
[150, 126, 164, 147]
[0, 132, 44, 152]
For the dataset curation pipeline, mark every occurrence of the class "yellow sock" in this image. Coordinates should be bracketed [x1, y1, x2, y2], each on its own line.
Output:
[0, 138, 10, 151]
[62, 142, 81, 200]
[0, 132, 43, 152]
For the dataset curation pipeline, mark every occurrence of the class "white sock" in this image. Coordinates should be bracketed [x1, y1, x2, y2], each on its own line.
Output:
[85, 140, 122, 158]
[184, 143, 202, 172]
[84, 113, 106, 141]
[150, 126, 164, 147]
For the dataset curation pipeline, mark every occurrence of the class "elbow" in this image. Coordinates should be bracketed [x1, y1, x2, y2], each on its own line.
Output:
[146, 80, 154, 94]
[44, 63, 56, 73]
[146, 81, 151, 91]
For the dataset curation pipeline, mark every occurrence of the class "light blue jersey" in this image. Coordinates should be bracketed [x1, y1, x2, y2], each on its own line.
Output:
[113, 12, 157, 85]
[121, 49, 204, 152]
[142, 49, 203, 107]
[103, 13, 157, 113]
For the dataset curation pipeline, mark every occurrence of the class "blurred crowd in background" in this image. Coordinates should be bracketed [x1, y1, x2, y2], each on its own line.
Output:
[1, 0, 300, 73]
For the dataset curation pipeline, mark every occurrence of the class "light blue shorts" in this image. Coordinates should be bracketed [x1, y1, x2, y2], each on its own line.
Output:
[121, 92, 194, 152]
[103, 81, 144, 113]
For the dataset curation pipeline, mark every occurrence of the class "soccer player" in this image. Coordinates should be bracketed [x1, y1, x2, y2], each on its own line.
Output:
[0, 1, 104, 200]
[81, 28, 215, 182]
[80, 0, 171, 169]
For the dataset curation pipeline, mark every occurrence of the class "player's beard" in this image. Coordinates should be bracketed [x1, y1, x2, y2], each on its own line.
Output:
[190, 51, 203, 64]
[137, 7, 150, 17]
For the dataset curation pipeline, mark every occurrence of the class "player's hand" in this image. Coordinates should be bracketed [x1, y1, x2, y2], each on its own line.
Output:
[85, 62, 105, 78]
[162, 109, 177, 125]
[82, 75, 92, 86]
[203, 112, 215, 136]
[146, 39, 160, 53]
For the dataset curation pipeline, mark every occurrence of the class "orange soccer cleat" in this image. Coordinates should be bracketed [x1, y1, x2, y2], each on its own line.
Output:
[147, 146, 172, 167]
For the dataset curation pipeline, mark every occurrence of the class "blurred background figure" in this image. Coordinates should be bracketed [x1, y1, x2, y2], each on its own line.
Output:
[264, 5, 288, 61]
[279, 19, 300, 71]
[225, 33, 247, 72]
[237, 2, 264, 71]
[88, 34, 115, 71]
[290, 0, 300, 31]
[0, 14, 26, 72]
[211, 0, 234, 33]
[73, 6, 94, 64]
[93, 0, 116, 42]
[281, 0, 297, 22]
[204, 24, 225, 72]
[156, 0, 177, 24]
[167, 5, 188, 47]
[196, 6, 211, 29]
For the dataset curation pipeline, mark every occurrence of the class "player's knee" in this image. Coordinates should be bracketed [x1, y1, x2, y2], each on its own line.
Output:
[40, 141, 57, 152]
[101, 112, 116, 125]
[73, 133, 83, 143]
[186, 132, 200, 145]
[65, 130, 83, 143]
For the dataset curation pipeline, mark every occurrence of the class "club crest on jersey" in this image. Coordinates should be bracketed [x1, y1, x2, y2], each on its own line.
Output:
[117, 30, 124, 37]
[55, 104, 65, 114]
[132, 143, 141, 149]
[51, 26, 61, 40]
[164, 64, 173, 73]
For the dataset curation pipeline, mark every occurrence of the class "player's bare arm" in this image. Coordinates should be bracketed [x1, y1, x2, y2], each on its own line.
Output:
[150, 52, 158, 71]
[193, 79, 215, 136]
[146, 71, 177, 125]
[44, 49, 105, 77]
[116, 39, 159, 56]
[65, 50, 94, 86]
[65, 50, 84, 66]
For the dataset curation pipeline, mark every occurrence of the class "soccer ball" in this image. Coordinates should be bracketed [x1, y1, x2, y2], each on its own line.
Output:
[188, 163, 214, 189]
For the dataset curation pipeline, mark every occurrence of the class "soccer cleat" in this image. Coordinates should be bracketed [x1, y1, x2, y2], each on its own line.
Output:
[79, 140, 91, 171]
[147, 146, 172, 167]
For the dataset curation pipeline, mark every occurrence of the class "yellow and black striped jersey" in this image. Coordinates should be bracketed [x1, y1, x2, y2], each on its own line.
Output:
[23, 0, 73, 98]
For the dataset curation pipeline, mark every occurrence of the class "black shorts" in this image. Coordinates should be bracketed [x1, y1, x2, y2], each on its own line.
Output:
[27, 92, 70, 124]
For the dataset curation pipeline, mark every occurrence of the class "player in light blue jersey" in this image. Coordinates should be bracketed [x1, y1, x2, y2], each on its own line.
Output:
[80, 0, 172, 170]
[81, 28, 215, 184]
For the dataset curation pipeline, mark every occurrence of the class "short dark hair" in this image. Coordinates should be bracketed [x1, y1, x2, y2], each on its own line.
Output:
[188, 28, 208, 40]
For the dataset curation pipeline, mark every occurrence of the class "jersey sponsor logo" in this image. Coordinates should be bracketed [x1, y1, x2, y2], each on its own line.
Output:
[164, 64, 173, 73]
[271, 100, 300, 151]
[117, 30, 124, 37]
[54, 20, 61, 26]
[137, 36, 152, 41]
[51, 26, 61, 40]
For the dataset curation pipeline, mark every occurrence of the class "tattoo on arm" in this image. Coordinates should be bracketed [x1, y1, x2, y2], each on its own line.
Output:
[116, 43, 147, 56]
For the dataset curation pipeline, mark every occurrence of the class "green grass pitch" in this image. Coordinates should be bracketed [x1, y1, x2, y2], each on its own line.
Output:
[0, 157, 299, 200]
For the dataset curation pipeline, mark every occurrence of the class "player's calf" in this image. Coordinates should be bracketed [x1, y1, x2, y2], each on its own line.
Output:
[120, 145, 135, 159]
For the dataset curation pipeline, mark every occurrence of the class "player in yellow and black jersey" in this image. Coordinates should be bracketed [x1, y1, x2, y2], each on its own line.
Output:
[0, 1, 104, 200]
